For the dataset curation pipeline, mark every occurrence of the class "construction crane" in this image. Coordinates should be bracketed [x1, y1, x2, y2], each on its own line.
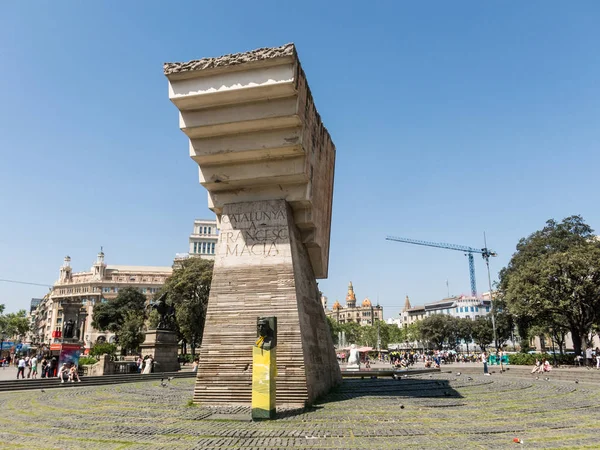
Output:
[385, 236, 497, 297]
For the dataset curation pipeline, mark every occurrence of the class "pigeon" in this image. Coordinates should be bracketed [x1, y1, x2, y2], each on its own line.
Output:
[429, 375, 433, 378]
[161, 377, 164, 382]
[544, 377, 550, 381]
[400, 404, 405, 409]
[41, 389, 45, 393]
[167, 377, 175, 382]
[160, 382, 167, 387]
[243, 363, 249, 371]
[456, 372, 461, 376]
[575, 380, 579, 384]
[467, 377, 473, 381]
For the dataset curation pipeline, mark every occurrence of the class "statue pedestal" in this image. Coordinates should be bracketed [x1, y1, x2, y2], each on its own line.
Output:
[194, 200, 342, 407]
[140, 329, 180, 373]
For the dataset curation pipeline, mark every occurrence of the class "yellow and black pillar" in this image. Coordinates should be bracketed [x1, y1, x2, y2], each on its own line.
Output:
[252, 316, 277, 420]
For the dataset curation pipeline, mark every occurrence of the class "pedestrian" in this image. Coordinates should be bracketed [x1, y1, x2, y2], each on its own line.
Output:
[482, 351, 489, 375]
[498, 348, 505, 373]
[17, 356, 26, 379]
[30, 355, 38, 379]
[192, 358, 199, 373]
[586, 347, 593, 367]
[596, 348, 600, 370]
[25, 356, 32, 378]
[58, 363, 69, 383]
[40, 357, 48, 378]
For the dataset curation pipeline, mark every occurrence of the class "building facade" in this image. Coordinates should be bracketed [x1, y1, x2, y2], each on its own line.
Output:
[189, 219, 219, 259]
[32, 251, 171, 350]
[324, 282, 383, 326]
[401, 295, 492, 327]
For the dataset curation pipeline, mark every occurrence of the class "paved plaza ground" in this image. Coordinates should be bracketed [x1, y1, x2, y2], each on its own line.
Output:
[1, 371, 599, 449]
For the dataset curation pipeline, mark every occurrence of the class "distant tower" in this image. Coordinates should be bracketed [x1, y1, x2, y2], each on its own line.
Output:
[92, 247, 106, 280]
[402, 295, 412, 312]
[346, 281, 356, 308]
[59, 256, 72, 283]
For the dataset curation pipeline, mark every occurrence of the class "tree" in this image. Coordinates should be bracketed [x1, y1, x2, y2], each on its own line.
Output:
[2, 310, 29, 340]
[419, 314, 456, 350]
[471, 316, 494, 351]
[117, 312, 145, 354]
[158, 257, 213, 356]
[92, 287, 147, 354]
[456, 318, 473, 353]
[499, 216, 600, 356]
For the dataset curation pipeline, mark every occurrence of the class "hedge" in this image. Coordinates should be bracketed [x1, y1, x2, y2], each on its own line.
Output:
[507, 353, 574, 366]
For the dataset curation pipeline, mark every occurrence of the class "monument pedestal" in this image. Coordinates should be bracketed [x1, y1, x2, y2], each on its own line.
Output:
[140, 329, 180, 373]
[194, 200, 341, 407]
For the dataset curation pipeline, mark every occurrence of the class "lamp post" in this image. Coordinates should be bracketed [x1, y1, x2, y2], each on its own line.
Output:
[483, 232, 498, 351]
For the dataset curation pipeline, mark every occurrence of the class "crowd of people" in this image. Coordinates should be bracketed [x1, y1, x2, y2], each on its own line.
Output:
[1, 354, 82, 382]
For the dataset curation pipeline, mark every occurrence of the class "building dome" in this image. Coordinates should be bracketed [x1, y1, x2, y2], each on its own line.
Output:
[332, 300, 342, 310]
[362, 297, 372, 307]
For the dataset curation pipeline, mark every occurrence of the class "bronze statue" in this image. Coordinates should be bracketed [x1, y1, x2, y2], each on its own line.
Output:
[63, 319, 75, 339]
[151, 293, 176, 330]
[255, 317, 276, 350]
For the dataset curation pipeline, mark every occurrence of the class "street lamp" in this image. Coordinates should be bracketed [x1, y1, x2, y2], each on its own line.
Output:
[483, 232, 498, 350]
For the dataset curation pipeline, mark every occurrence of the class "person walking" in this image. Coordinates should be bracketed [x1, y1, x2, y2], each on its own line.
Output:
[17, 356, 26, 379]
[30, 355, 38, 379]
[482, 351, 489, 375]
[596, 348, 600, 370]
[25, 356, 32, 378]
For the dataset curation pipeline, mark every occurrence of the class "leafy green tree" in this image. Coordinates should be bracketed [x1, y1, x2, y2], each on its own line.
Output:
[89, 342, 117, 358]
[338, 322, 362, 345]
[387, 323, 405, 345]
[158, 257, 213, 356]
[117, 312, 145, 355]
[456, 318, 473, 353]
[471, 316, 494, 351]
[2, 309, 29, 340]
[405, 322, 422, 347]
[92, 287, 147, 354]
[92, 287, 147, 333]
[419, 314, 456, 350]
[499, 216, 600, 356]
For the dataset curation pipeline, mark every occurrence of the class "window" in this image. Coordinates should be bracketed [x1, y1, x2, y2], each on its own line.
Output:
[470, 306, 474, 312]
[103, 287, 110, 293]
[211, 242, 215, 254]
[486, 306, 490, 312]
[455, 307, 458, 312]
[143, 288, 147, 294]
[203, 227, 207, 234]
[459, 307, 463, 312]
[202, 242, 207, 253]
[208, 227, 212, 235]
[475, 307, 479, 312]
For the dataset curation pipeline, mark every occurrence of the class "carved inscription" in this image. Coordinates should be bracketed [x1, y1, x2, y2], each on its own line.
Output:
[220, 209, 287, 258]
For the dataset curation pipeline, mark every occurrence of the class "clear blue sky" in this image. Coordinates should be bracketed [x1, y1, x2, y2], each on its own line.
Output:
[1, 2, 599, 319]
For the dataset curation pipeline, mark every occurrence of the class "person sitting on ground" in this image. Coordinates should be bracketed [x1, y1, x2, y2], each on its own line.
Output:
[68, 365, 81, 382]
[531, 358, 542, 374]
[192, 358, 199, 373]
[58, 363, 70, 383]
[542, 359, 552, 372]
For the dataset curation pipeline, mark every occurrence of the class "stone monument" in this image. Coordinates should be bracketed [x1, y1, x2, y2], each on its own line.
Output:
[139, 294, 180, 372]
[164, 43, 342, 406]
